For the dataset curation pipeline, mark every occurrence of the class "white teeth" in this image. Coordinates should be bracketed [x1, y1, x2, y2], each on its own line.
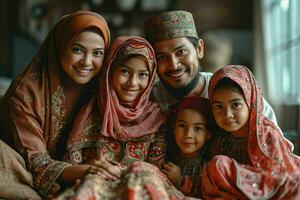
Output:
[78, 68, 91, 72]
[126, 89, 137, 93]
[75, 67, 92, 74]
[169, 70, 185, 78]
[123, 88, 138, 94]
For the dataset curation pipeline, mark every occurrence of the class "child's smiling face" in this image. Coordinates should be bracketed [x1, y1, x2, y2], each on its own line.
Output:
[212, 87, 249, 137]
[174, 108, 210, 159]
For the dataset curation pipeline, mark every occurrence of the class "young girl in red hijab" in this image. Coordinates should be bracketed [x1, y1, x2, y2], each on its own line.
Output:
[162, 95, 212, 197]
[202, 65, 300, 199]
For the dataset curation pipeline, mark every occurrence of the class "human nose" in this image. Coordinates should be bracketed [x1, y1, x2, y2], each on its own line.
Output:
[168, 55, 179, 70]
[185, 128, 193, 138]
[224, 107, 234, 118]
[82, 53, 92, 66]
[128, 74, 138, 86]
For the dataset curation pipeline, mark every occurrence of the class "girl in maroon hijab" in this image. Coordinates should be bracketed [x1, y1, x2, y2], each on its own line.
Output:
[161, 95, 212, 197]
[202, 65, 300, 199]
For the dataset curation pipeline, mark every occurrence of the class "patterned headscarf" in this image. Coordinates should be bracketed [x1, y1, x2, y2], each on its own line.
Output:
[1, 10, 110, 196]
[2, 10, 111, 154]
[208, 65, 300, 197]
[144, 10, 198, 44]
[99, 36, 164, 141]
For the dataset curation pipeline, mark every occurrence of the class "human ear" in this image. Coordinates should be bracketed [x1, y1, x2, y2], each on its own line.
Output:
[197, 39, 204, 59]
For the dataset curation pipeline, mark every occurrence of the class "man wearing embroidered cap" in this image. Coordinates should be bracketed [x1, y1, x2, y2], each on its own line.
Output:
[143, 10, 280, 127]
[144, 10, 208, 112]
[143, 10, 298, 157]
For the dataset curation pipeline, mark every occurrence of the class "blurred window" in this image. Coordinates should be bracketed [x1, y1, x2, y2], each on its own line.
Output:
[261, 0, 300, 104]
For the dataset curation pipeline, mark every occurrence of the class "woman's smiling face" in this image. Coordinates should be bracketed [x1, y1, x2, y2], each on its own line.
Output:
[61, 30, 105, 84]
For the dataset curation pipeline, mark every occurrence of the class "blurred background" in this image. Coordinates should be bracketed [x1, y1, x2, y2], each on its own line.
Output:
[0, 0, 299, 153]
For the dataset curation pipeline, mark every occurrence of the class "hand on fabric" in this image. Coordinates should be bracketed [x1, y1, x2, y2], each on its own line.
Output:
[161, 162, 182, 186]
[88, 158, 122, 181]
[59, 164, 91, 183]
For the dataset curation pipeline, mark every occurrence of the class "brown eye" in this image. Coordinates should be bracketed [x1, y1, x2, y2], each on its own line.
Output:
[176, 49, 187, 56]
[213, 104, 222, 111]
[156, 55, 166, 62]
[232, 102, 243, 109]
[71, 46, 82, 54]
[139, 72, 149, 79]
[120, 68, 129, 75]
[93, 49, 104, 57]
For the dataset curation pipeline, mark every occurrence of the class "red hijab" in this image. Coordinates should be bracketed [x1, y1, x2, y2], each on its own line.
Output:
[99, 36, 164, 141]
[66, 36, 164, 150]
[208, 65, 300, 195]
[175, 95, 212, 122]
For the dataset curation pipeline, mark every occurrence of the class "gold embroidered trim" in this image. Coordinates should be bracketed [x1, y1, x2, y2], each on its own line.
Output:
[51, 86, 66, 146]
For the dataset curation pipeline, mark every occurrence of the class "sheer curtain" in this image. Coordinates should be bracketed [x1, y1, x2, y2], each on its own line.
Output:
[256, 0, 300, 153]
[260, 0, 300, 105]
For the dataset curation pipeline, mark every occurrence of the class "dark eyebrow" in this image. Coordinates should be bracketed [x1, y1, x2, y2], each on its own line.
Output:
[120, 64, 130, 69]
[156, 44, 186, 55]
[72, 42, 105, 51]
[120, 64, 149, 73]
[174, 44, 186, 51]
[212, 98, 243, 104]
[229, 98, 244, 103]
[72, 43, 84, 48]
[177, 119, 206, 125]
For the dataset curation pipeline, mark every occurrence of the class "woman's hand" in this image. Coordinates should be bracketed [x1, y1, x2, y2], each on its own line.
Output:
[59, 164, 91, 183]
[87, 158, 121, 181]
[161, 162, 182, 186]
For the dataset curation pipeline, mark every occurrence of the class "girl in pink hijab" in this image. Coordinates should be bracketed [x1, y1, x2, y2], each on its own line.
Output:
[202, 65, 300, 199]
[56, 36, 172, 199]
[64, 36, 165, 168]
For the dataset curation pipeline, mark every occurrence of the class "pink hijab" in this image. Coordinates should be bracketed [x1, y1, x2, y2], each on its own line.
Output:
[99, 36, 164, 141]
[66, 36, 164, 148]
[208, 65, 300, 197]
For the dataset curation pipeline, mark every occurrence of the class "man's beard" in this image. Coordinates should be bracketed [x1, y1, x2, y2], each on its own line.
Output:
[160, 71, 201, 100]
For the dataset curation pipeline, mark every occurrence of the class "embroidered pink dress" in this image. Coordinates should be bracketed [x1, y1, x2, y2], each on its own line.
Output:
[202, 65, 300, 199]
[55, 36, 185, 200]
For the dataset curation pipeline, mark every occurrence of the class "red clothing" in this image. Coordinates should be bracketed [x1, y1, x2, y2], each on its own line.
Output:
[56, 36, 168, 200]
[166, 96, 211, 197]
[202, 65, 300, 199]
[64, 36, 166, 168]
[55, 161, 186, 200]
[0, 10, 110, 197]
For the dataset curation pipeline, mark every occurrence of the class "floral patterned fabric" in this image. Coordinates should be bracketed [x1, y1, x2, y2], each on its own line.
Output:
[202, 65, 300, 199]
[56, 36, 168, 199]
[64, 36, 166, 168]
[55, 161, 188, 200]
[0, 10, 110, 197]
[64, 102, 167, 168]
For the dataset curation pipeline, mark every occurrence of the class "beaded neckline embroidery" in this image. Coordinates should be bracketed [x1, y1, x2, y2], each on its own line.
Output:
[173, 149, 206, 178]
